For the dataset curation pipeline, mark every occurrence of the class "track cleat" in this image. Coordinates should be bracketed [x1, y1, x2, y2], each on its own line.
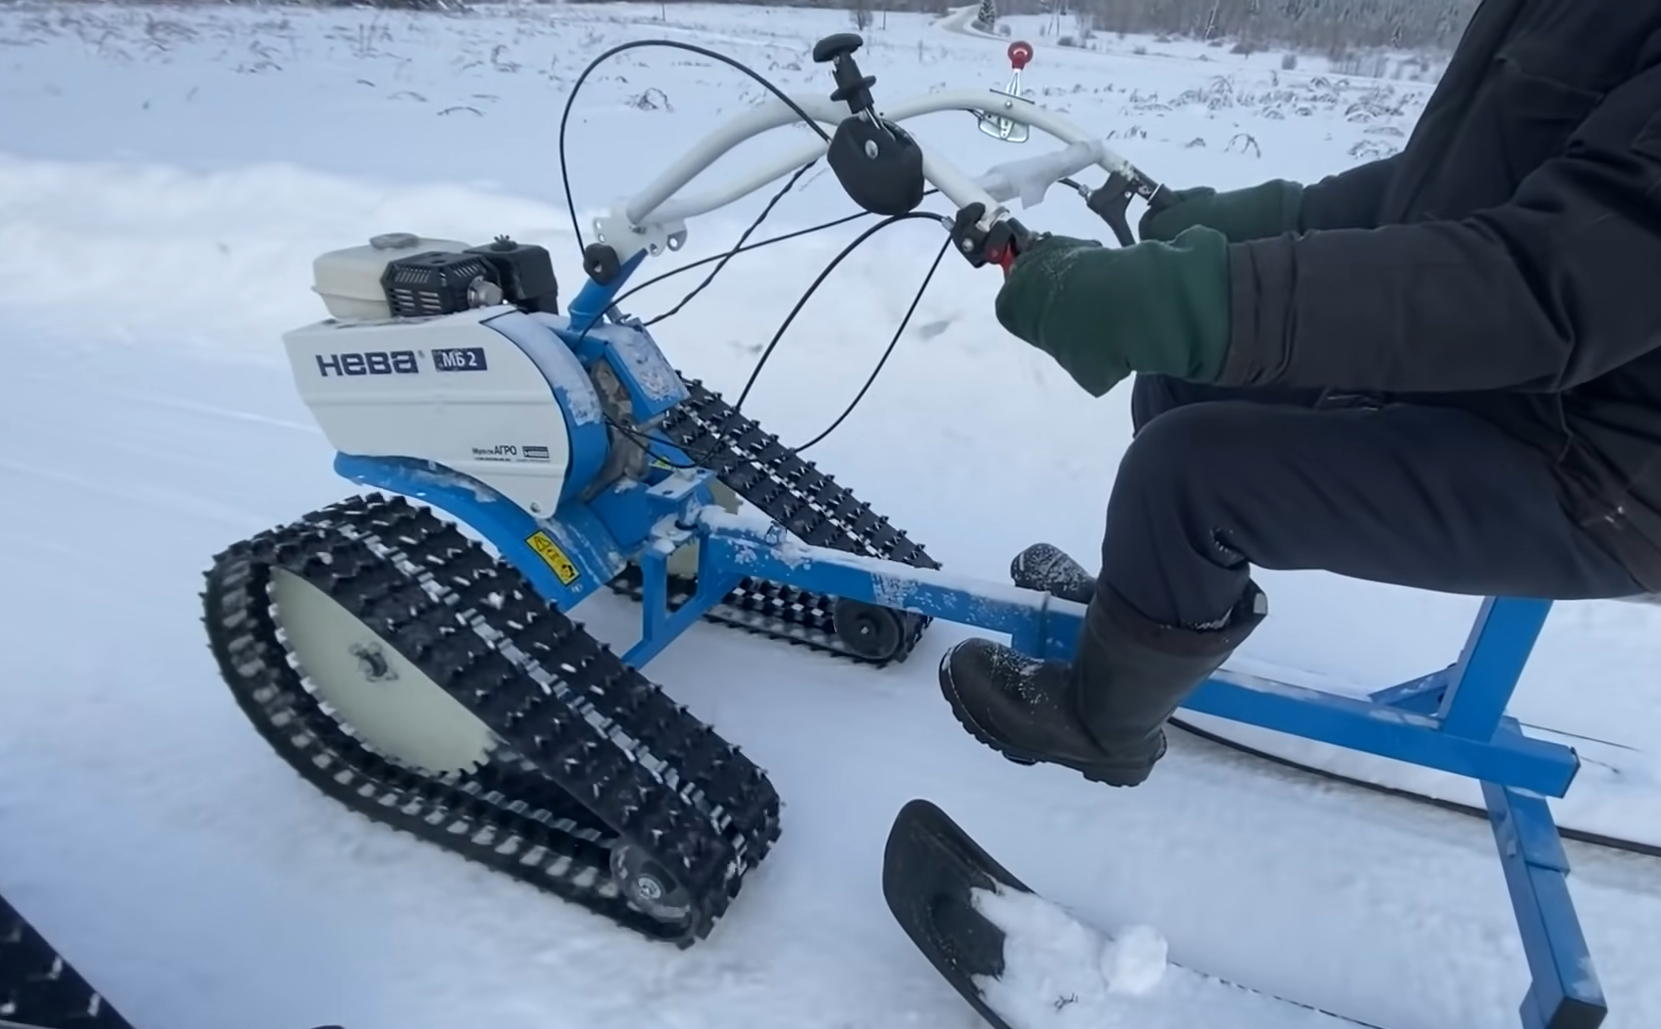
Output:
[937, 638, 1163, 787]
[1008, 543, 1096, 603]
[608, 378, 939, 667]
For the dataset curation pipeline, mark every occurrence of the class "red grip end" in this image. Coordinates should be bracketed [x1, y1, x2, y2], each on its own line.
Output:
[1007, 41, 1033, 71]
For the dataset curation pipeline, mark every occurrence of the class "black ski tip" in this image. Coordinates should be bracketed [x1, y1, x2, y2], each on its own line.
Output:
[882, 799, 1038, 1029]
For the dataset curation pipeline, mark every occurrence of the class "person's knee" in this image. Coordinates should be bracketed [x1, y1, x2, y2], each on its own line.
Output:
[1102, 402, 1262, 626]
[1132, 377, 1328, 436]
[1115, 400, 1252, 507]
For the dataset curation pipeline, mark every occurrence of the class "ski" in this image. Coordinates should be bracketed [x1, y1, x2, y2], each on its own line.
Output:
[881, 798, 1389, 1029]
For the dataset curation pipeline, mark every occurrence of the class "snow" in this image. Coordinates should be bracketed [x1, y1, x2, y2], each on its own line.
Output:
[1100, 925, 1170, 996]
[972, 886, 1168, 1027]
[975, 139, 1108, 209]
[583, 321, 686, 403]
[972, 884, 1372, 1029]
[1, 4, 1659, 1029]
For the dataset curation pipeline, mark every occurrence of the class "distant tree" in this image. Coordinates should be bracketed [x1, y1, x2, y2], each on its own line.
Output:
[560, 0, 1482, 56]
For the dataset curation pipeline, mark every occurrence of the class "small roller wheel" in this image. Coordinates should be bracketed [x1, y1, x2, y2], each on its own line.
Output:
[611, 842, 693, 923]
[831, 597, 907, 662]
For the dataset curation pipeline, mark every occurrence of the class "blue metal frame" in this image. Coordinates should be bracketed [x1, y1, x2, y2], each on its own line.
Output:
[566, 252, 645, 336]
[327, 247, 1605, 1029]
[613, 515, 1607, 1029]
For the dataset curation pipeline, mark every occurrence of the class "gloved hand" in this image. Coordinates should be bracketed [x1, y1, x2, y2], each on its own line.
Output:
[1139, 179, 1305, 243]
[994, 227, 1231, 397]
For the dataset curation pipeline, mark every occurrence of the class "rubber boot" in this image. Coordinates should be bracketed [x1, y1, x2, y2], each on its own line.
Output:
[938, 579, 1265, 787]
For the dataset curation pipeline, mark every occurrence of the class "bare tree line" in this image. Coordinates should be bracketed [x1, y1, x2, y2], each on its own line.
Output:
[36, 0, 1481, 53]
[566, 0, 1482, 55]
[1055, 0, 1481, 52]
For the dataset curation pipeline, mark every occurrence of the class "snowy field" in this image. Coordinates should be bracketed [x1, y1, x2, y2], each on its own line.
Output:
[1, 2, 1659, 1029]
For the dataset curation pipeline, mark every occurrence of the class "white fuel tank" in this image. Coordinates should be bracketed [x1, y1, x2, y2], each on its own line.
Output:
[312, 232, 472, 321]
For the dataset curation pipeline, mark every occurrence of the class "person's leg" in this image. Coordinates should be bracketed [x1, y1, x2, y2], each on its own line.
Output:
[1012, 374, 1330, 597]
[945, 400, 1643, 788]
[1102, 399, 1641, 624]
[1128, 373, 1327, 434]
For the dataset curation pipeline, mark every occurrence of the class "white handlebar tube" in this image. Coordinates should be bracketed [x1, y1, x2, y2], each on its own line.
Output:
[589, 88, 1145, 263]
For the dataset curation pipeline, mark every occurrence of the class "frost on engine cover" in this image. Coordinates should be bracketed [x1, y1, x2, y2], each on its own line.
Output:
[282, 307, 593, 517]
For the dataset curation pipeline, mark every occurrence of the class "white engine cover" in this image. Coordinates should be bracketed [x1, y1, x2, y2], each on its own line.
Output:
[283, 307, 588, 516]
[311, 232, 473, 321]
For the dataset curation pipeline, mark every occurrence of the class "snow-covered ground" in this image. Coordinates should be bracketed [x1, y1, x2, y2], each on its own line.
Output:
[0, 3, 1657, 1029]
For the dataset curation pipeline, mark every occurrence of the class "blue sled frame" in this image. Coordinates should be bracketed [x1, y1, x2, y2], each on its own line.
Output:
[636, 501, 1607, 1029]
[333, 272, 1604, 1029]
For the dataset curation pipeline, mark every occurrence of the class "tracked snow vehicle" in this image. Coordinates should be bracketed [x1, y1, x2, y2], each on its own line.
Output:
[203, 32, 1613, 1029]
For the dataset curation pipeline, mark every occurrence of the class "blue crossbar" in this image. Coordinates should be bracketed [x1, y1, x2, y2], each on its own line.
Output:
[614, 513, 1606, 1029]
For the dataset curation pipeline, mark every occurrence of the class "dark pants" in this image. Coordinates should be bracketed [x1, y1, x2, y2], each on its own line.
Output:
[1098, 377, 1644, 630]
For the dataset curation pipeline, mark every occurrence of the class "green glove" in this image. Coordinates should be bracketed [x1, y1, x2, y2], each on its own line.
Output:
[993, 227, 1232, 397]
[1139, 180, 1305, 243]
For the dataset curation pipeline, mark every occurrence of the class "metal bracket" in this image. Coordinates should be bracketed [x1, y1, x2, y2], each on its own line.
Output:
[974, 40, 1035, 143]
[592, 209, 688, 264]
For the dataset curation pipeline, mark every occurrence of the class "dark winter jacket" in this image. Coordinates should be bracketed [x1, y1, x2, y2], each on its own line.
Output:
[1221, 0, 1661, 591]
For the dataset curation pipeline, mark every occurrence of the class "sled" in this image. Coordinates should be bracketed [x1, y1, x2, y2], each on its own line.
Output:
[191, 31, 1610, 1029]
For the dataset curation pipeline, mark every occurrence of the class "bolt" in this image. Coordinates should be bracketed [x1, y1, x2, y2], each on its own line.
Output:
[634, 875, 664, 901]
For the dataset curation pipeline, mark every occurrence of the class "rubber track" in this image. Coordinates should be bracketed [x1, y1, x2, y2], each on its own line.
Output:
[608, 377, 941, 664]
[0, 892, 132, 1029]
[202, 493, 780, 948]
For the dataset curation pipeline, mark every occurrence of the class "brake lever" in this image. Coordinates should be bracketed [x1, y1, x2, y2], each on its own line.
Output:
[946, 203, 1032, 276]
[989, 229, 1023, 276]
[1077, 170, 1175, 247]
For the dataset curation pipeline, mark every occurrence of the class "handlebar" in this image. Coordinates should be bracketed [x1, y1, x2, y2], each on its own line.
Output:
[583, 34, 1174, 288]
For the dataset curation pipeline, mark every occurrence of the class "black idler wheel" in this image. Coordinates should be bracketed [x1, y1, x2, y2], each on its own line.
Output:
[831, 598, 908, 662]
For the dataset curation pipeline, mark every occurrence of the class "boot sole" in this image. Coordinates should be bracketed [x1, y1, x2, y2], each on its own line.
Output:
[937, 653, 1146, 789]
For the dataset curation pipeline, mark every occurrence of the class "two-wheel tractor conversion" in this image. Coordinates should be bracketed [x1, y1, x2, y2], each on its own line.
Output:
[202, 494, 782, 946]
[173, 25, 1626, 1029]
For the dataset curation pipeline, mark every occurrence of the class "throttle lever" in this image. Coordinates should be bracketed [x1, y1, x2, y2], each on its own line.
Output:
[1083, 170, 1175, 247]
[980, 214, 1032, 276]
[947, 203, 1032, 275]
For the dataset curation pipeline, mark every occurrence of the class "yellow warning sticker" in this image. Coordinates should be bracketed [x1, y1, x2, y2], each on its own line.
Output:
[525, 530, 580, 585]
